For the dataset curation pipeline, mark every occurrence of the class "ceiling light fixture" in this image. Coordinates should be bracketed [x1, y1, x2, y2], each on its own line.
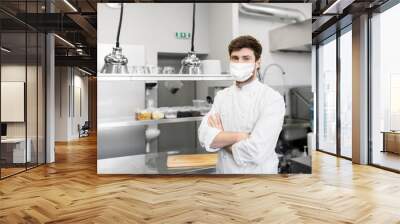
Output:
[54, 34, 75, 48]
[78, 67, 93, 76]
[106, 3, 122, 9]
[101, 3, 128, 74]
[76, 48, 84, 55]
[63, 0, 78, 12]
[1, 47, 11, 53]
[322, 0, 353, 15]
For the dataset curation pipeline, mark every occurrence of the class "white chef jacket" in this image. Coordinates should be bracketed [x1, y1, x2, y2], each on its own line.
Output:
[198, 79, 285, 174]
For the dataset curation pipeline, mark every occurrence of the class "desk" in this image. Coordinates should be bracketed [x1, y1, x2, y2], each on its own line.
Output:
[1, 138, 31, 163]
[382, 131, 400, 154]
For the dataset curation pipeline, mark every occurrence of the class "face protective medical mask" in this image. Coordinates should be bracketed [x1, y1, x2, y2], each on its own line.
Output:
[229, 62, 255, 82]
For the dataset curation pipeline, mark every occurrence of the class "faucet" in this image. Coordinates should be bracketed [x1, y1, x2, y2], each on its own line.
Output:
[260, 63, 286, 83]
[260, 63, 287, 105]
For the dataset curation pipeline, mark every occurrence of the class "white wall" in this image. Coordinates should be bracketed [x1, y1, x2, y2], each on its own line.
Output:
[1, 65, 35, 138]
[72, 74, 89, 138]
[1, 63, 46, 163]
[195, 3, 238, 101]
[206, 3, 238, 73]
[55, 67, 89, 141]
[55, 67, 69, 141]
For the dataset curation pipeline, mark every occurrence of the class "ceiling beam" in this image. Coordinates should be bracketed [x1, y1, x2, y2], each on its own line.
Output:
[66, 13, 97, 46]
[55, 55, 96, 69]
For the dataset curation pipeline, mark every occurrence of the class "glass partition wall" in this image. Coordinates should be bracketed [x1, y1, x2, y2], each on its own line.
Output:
[317, 35, 337, 155]
[339, 27, 352, 159]
[316, 0, 400, 171]
[370, 2, 400, 172]
[0, 2, 46, 179]
[316, 26, 353, 159]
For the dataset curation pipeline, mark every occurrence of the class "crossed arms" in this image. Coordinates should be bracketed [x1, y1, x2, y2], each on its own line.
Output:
[206, 113, 249, 152]
[198, 95, 285, 166]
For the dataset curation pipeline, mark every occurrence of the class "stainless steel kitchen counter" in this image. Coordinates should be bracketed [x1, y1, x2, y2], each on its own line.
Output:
[97, 151, 216, 174]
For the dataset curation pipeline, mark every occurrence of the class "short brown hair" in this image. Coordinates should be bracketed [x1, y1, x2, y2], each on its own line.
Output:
[228, 35, 262, 61]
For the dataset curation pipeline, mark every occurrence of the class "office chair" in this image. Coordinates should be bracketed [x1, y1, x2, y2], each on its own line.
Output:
[79, 121, 90, 138]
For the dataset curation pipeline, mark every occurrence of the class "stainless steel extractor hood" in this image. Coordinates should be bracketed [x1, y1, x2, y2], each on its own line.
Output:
[269, 19, 312, 53]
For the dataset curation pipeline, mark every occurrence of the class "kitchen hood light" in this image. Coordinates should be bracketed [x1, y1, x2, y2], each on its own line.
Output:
[179, 3, 201, 75]
[179, 51, 201, 74]
[54, 34, 75, 48]
[101, 3, 128, 74]
[63, 0, 78, 12]
[1, 47, 11, 53]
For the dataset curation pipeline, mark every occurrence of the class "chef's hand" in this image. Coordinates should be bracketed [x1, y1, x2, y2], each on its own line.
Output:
[224, 145, 233, 154]
[208, 113, 224, 131]
[224, 133, 250, 154]
[235, 132, 250, 142]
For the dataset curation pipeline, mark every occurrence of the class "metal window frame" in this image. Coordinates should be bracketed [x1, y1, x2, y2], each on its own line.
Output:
[315, 22, 353, 161]
[316, 0, 400, 172]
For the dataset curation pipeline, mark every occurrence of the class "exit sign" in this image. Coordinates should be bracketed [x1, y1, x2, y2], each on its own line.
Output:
[176, 32, 191, 39]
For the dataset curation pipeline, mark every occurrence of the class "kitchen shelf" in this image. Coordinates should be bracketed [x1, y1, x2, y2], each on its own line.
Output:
[97, 73, 234, 81]
[99, 116, 204, 128]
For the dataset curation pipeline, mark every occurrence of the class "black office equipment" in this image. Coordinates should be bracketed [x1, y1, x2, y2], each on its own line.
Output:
[1, 123, 7, 137]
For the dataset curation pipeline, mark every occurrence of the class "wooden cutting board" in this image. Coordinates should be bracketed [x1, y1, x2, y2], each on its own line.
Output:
[167, 153, 217, 168]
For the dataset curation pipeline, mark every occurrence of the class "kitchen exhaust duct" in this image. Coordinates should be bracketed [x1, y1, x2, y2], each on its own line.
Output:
[239, 3, 311, 52]
[239, 3, 306, 23]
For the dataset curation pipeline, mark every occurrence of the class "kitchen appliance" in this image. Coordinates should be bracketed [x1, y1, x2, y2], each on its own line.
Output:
[289, 86, 313, 120]
[164, 81, 183, 94]
[261, 63, 286, 100]
[101, 3, 129, 74]
[179, 3, 202, 75]
[180, 52, 201, 74]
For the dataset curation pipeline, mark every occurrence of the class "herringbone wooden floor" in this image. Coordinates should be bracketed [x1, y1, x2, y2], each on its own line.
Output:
[1, 135, 400, 224]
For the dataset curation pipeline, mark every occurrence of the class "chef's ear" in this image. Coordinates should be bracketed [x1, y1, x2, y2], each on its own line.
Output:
[255, 59, 261, 70]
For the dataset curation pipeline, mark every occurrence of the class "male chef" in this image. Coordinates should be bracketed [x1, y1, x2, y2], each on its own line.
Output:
[198, 35, 285, 174]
